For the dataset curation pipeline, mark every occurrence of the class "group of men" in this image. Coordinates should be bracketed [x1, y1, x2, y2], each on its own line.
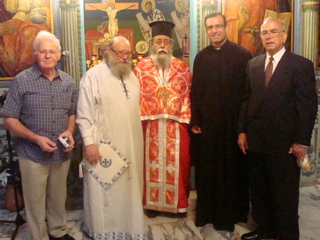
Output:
[0, 12, 317, 240]
[192, 13, 317, 240]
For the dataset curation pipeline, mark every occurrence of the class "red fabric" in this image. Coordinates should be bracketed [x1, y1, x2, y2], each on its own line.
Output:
[0, 19, 47, 77]
[142, 121, 190, 212]
[134, 56, 192, 122]
[135, 57, 192, 213]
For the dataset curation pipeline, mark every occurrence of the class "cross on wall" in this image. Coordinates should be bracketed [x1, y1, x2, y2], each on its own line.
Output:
[85, 0, 139, 11]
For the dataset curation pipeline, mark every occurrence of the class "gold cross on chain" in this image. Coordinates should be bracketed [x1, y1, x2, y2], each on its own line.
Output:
[161, 86, 169, 107]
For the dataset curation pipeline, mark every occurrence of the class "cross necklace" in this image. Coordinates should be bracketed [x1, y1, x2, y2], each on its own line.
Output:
[106, 62, 129, 99]
[120, 76, 129, 99]
[159, 68, 169, 106]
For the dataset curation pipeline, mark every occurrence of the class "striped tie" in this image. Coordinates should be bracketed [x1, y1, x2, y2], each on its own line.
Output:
[265, 56, 274, 86]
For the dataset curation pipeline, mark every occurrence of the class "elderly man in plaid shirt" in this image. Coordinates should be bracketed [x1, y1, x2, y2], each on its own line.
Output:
[1, 31, 76, 240]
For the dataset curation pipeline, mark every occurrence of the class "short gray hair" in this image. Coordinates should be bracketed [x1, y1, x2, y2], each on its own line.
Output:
[261, 17, 286, 32]
[33, 31, 61, 51]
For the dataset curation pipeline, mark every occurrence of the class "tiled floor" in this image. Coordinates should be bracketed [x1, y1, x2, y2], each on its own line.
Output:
[0, 180, 319, 240]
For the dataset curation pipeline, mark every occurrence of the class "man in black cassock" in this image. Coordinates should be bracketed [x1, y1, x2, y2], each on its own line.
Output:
[190, 12, 252, 232]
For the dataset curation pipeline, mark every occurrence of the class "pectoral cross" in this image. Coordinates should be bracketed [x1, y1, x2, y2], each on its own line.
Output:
[120, 77, 129, 99]
[161, 86, 169, 107]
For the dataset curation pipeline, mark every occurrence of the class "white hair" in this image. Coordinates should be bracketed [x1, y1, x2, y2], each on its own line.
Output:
[261, 17, 286, 32]
[33, 31, 61, 51]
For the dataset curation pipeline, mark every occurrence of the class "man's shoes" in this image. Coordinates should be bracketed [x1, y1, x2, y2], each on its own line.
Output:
[241, 231, 260, 240]
[145, 209, 158, 218]
[177, 212, 187, 218]
[49, 234, 75, 240]
[241, 230, 277, 240]
[214, 223, 234, 232]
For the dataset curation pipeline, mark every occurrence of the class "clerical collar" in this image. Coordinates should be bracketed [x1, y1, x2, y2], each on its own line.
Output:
[213, 39, 228, 51]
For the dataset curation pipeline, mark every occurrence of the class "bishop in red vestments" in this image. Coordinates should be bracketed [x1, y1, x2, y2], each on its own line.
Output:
[134, 21, 192, 217]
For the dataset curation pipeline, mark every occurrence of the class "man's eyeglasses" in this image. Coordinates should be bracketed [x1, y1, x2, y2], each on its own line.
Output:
[36, 50, 59, 55]
[154, 39, 172, 46]
[206, 24, 225, 31]
[260, 29, 284, 38]
[110, 48, 133, 58]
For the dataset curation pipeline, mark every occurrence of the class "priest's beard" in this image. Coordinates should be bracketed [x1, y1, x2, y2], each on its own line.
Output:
[150, 48, 172, 69]
[106, 54, 132, 79]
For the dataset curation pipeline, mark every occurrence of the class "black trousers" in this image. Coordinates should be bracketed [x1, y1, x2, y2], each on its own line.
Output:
[247, 151, 300, 240]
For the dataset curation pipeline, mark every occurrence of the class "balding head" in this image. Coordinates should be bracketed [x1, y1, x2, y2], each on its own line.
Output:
[108, 36, 131, 50]
[106, 36, 133, 79]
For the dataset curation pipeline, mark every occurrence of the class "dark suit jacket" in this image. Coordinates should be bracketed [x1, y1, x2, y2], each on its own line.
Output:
[239, 50, 318, 156]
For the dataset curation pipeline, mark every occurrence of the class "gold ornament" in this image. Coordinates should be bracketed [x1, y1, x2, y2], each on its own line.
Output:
[135, 40, 149, 55]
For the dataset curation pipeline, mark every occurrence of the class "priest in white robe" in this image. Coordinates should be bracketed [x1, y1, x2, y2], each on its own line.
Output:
[77, 36, 146, 240]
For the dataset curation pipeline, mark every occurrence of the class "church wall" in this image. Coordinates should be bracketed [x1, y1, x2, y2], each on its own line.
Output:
[0, 0, 319, 208]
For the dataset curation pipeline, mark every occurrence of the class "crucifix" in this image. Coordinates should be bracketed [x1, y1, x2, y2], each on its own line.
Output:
[161, 86, 169, 107]
[85, 0, 139, 12]
[159, 68, 170, 107]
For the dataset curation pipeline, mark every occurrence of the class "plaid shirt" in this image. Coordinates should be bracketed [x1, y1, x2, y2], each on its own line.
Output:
[1, 64, 77, 165]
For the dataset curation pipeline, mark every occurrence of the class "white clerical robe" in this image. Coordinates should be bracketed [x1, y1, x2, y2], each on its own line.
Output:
[77, 62, 146, 240]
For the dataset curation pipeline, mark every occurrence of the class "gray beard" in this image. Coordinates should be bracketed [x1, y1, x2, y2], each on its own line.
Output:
[151, 48, 172, 69]
[107, 55, 132, 79]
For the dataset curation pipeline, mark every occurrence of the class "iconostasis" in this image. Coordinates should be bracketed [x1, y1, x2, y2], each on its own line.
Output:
[0, 0, 319, 84]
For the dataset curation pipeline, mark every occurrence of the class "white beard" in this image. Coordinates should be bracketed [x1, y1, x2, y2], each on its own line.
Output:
[151, 48, 172, 69]
[107, 54, 132, 79]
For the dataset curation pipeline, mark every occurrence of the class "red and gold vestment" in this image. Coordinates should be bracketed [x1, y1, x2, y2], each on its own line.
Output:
[134, 56, 192, 213]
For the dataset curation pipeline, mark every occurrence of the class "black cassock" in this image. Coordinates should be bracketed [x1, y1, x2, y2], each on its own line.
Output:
[191, 40, 252, 230]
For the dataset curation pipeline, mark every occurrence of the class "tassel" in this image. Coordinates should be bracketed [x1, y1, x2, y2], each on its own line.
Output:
[128, 165, 132, 179]
[104, 191, 108, 206]
[79, 163, 83, 178]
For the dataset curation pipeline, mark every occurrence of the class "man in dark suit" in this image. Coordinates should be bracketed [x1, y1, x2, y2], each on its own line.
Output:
[238, 17, 318, 240]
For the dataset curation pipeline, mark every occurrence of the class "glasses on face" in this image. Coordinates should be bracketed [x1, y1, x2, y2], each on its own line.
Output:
[260, 29, 284, 38]
[206, 24, 225, 31]
[36, 50, 59, 55]
[110, 48, 133, 58]
[154, 39, 172, 46]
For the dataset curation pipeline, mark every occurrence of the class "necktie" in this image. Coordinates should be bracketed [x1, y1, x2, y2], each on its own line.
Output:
[265, 56, 274, 86]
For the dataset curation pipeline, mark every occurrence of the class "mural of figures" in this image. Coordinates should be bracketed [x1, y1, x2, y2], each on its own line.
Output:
[89, 2, 134, 39]
[84, 0, 188, 64]
[0, 0, 52, 78]
[84, 1, 138, 60]
[224, 0, 276, 55]
[318, 8, 320, 68]
[136, 0, 165, 42]
[224, 0, 292, 56]
[171, 0, 190, 63]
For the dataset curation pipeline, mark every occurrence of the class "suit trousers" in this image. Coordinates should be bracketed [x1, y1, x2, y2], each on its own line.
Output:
[247, 151, 300, 240]
[19, 157, 70, 240]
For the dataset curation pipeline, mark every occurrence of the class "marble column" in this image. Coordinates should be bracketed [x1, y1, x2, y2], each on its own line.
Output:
[301, 0, 319, 67]
[300, 0, 320, 185]
[59, 0, 83, 87]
